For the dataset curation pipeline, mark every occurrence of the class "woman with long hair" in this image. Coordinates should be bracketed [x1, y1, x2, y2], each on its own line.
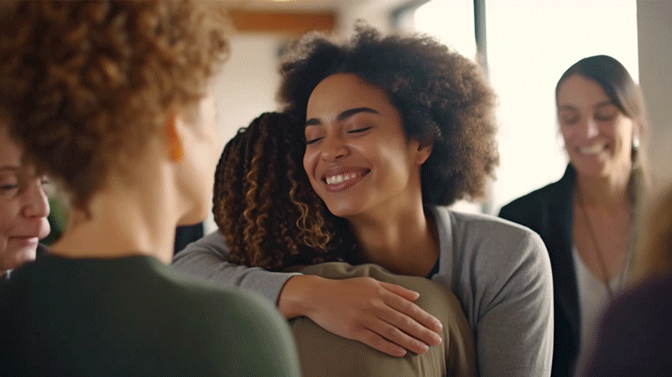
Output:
[213, 111, 477, 376]
[499, 55, 648, 377]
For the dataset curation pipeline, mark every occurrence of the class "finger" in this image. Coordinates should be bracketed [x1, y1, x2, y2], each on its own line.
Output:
[382, 296, 443, 344]
[353, 327, 410, 357]
[379, 281, 420, 301]
[364, 317, 431, 355]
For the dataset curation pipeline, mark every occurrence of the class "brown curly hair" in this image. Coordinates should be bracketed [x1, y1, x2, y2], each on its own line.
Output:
[214, 112, 360, 271]
[278, 25, 499, 206]
[0, 0, 228, 211]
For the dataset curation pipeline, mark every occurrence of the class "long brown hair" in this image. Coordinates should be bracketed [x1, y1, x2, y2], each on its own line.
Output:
[213, 112, 359, 271]
[630, 185, 672, 284]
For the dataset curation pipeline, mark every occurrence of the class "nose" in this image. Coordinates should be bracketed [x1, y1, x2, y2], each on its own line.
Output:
[579, 117, 600, 139]
[319, 134, 349, 161]
[20, 179, 50, 219]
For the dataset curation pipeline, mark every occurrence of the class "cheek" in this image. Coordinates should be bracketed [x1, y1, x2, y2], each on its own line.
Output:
[0, 205, 17, 236]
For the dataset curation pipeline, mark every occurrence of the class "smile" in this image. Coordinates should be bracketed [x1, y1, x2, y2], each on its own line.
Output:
[325, 173, 359, 185]
[321, 169, 370, 192]
[577, 144, 607, 155]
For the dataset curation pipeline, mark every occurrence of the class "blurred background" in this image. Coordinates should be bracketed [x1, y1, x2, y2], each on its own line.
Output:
[44, 0, 672, 238]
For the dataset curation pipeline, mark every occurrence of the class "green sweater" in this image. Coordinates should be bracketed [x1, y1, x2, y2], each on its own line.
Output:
[0, 254, 301, 376]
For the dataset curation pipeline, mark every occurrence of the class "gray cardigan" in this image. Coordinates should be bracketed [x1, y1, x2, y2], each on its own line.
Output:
[173, 206, 554, 377]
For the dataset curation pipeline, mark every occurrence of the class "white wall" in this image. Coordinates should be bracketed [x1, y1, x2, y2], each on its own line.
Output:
[212, 34, 286, 143]
[637, 0, 672, 194]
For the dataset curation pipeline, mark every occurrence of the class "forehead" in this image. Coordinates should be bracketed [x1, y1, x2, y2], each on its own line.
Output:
[557, 74, 611, 108]
[306, 73, 394, 118]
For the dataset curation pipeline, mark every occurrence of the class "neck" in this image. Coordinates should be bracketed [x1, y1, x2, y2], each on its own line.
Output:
[575, 169, 631, 209]
[347, 198, 438, 276]
[50, 161, 180, 265]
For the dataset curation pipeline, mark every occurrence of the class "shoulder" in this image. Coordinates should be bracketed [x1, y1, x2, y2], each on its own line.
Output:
[435, 207, 551, 283]
[498, 165, 574, 222]
[441, 207, 544, 248]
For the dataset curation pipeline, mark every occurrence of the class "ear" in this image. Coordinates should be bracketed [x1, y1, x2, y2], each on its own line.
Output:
[414, 140, 433, 165]
[164, 114, 184, 163]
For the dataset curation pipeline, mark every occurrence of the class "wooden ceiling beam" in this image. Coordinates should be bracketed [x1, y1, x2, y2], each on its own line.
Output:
[227, 9, 336, 35]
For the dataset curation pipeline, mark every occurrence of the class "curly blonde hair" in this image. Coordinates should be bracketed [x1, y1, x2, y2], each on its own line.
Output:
[0, 0, 228, 211]
[214, 112, 359, 271]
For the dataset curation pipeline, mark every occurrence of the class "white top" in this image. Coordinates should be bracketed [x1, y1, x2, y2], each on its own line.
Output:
[572, 246, 625, 375]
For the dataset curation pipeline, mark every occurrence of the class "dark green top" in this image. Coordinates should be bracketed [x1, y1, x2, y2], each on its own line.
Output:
[0, 254, 301, 377]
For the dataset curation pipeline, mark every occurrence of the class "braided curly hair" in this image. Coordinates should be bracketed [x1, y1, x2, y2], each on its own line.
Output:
[214, 112, 360, 271]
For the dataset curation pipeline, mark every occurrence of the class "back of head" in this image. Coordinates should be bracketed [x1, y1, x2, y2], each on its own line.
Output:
[214, 112, 357, 270]
[0, 0, 228, 212]
[277, 24, 499, 206]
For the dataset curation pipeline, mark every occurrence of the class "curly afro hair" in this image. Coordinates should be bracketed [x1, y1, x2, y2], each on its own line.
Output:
[214, 112, 360, 271]
[0, 0, 228, 212]
[278, 25, 499, 206]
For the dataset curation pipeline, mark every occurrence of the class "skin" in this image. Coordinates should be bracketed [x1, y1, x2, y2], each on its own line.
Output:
[557, 74, 635, 281]
[0, 127, 50, 275]
[277, 73, 443, 357]
[51, 94, 220, 266]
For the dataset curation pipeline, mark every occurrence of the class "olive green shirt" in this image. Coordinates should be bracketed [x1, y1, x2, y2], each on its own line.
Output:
[0, 254, 301, 377]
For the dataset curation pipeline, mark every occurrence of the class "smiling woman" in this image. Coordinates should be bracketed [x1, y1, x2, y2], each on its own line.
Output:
[499, 55, 648, 377]
[0, 125, 50, 278]
[174, 25, 554, 377]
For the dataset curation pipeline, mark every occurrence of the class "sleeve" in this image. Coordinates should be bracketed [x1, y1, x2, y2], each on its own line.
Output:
[171, 231, 300, 304]
[475, 230, 554, 377]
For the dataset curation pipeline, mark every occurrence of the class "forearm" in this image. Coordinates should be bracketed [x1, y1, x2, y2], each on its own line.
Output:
[172, 231, 300, 304]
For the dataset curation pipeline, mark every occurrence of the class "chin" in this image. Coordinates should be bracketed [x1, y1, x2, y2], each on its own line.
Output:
[177, 207, 208, 226]
[1, 246, 37, 271]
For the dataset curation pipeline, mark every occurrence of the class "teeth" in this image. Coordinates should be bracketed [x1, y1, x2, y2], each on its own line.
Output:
[579, 144, 605, 155]
[326, 173, 358, 185]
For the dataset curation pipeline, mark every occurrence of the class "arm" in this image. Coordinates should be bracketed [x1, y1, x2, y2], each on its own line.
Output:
[173, 231, 444, 356]
[476, 231, 554, 377]
[172, 231, 296, 303]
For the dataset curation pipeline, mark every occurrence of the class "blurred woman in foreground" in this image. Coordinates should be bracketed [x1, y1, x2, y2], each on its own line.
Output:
[0, 1, 299, 375]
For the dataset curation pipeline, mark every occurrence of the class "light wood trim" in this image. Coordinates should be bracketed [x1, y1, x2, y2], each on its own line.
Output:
[227, 9, 336, 34]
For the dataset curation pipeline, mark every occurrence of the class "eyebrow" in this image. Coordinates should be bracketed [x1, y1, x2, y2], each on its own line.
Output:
[0, 166, 20, 172]
[305, 107, 380, 127]
[558, 100, 614, 112]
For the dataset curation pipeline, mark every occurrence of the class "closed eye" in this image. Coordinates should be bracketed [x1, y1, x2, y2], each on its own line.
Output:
[347, 126, 373, 134]
[306, 137, 324, 145]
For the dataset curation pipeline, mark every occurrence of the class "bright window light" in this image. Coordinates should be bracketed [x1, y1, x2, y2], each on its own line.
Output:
[414, 0, 477, 60]
[486, 0, 638, 210]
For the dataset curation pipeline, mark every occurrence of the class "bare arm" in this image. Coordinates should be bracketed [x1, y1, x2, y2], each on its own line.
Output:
[172, 231, 443, 356]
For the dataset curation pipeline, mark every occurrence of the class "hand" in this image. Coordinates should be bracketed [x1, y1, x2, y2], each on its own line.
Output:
[278, 275, 443, 357]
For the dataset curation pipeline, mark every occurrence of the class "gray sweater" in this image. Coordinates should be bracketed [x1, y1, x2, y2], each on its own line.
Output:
[173, 206, 554, 377]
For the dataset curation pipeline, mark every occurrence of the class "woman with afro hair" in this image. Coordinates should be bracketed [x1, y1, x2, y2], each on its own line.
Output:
[211, 111, 477, 377]
[174, 25, 554, 377]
